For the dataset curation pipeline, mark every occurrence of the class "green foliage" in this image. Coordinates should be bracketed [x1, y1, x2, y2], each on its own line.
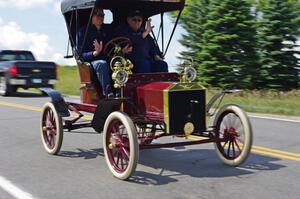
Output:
[257, 0, 300, 90]
[175, 0, 300, 91]
[177, 0, 210, 60]
[197, 0, 259, 89]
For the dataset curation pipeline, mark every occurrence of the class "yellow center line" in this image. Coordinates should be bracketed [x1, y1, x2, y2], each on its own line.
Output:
[252, 145, 300, 158]
[251, 148, 300, 162]
[187, 133, 300, 162]
[1, 100, 300, 162]
[0, 100, 42, 112]
[0, 100, 92, 121]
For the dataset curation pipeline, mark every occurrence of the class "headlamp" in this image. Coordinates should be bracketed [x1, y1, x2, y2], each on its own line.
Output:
[112, 70, 129, 88]
[110, 56, 133, 88]
[183, 66, 197, 82]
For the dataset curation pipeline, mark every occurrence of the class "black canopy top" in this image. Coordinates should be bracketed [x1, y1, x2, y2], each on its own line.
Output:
[61, 0, 185, 17]
[61, 0, 185, 60]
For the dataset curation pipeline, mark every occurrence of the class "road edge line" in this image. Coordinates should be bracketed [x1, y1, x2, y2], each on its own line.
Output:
[249, 115, 300, 123]
[0, 175, 37, 199]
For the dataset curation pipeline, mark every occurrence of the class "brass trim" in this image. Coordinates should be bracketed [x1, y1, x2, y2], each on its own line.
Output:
[167, 82, 206, 91]
[163, 82, 206, 134]
[163, 89, 170, 134]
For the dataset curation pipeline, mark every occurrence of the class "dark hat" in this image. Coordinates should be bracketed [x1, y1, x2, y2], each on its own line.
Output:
[93, 8, 104, 15]
[128, 10, 143, 18]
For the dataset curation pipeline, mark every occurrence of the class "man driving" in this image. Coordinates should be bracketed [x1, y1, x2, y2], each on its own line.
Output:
[117, 10, 168, 73]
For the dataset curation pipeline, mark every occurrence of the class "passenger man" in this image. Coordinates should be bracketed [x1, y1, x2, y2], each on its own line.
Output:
[77, 8, 113, 97]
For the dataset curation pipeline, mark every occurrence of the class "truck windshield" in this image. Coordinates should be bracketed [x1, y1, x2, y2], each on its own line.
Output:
[0, 51, 35, 61]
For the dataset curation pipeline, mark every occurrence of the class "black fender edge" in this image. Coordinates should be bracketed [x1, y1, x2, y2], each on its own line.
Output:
[40, 87, 70, 117]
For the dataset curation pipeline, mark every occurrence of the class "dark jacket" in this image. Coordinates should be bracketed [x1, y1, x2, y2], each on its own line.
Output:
[117, 25, 161, 62]
[77, 24, 112, 62]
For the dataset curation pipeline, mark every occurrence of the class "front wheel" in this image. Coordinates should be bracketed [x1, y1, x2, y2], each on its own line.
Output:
[40, 102, 63, 155]
[103, 111, 139, 180]
[213, 104, 252, 166]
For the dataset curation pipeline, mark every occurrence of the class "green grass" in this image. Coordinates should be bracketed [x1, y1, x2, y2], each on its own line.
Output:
[56, 66, 81, 96]
[18, 66, 81, 95]
[55, 66, 300, 116]
[207, 89, 300, 116]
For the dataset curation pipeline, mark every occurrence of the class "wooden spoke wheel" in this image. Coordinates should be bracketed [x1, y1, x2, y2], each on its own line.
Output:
[213, 104, 253, 166]
[40, 102, 63, 155]
[103, 111, 139, 180]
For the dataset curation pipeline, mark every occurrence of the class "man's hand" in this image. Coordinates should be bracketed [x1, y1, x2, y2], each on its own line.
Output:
[154, 55, 164, 61]
[122, 44, 133, 54]
[93, 40, 103, 57]
[142, 18, 153, 39]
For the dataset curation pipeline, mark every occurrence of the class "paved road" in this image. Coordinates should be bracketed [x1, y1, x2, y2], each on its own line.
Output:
[0, 92, 300, 199]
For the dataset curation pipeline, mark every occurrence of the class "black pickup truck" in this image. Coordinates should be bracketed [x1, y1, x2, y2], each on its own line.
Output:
[0, 50, 57, 96]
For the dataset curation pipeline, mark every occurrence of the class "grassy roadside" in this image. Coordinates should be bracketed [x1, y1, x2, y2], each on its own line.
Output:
[207, 89, 300, 116]
[56, 66, 81, 96]
[54, 66, 300, 116]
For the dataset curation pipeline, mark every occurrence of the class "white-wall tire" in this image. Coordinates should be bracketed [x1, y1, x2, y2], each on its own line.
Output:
[40, 102, 63, 155]
[103, 111, 139, 180]
[213, 104, 253, 166]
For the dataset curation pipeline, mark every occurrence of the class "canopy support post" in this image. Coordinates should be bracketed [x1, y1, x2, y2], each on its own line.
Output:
[163, 9, 182, 57]
[64, 8, 76, 59]
[161, 12, 164, 54]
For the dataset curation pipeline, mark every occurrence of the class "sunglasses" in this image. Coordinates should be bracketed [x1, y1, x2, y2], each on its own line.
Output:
[94, 13, 105, 18]
[131, 18, 142, 22]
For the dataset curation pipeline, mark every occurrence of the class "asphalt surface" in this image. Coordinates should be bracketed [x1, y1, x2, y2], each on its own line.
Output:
[0, 91, 300, 199]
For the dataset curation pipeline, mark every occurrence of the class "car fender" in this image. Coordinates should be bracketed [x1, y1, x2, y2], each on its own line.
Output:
[40, 87, 70, 117]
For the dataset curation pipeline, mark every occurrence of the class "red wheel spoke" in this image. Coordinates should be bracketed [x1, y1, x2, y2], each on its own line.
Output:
[234, 140, 242, 153]
[49, 110, 54, 122]
[222, 140, 228, 149]
[46, 111, 52, 126]
[120, 152, 124, 170]
[49, 135, 54, 148]
[116, 151, 121, 167]
[112, 149, 118, 158]
[46, 134, 51, 144]
[232, 141, 236, 157]
[121, 147, 130, 162]
[227, 141, 231, 157]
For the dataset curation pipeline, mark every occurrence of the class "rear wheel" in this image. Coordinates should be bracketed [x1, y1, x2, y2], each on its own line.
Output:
[0, 76, 15, 96]
[103, 111, 139, 180]
[40, 102, 63, 155]
[213, 104, 252, 166]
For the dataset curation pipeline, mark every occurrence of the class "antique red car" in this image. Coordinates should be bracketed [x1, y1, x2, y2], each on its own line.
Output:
[40, 0, 253, 180]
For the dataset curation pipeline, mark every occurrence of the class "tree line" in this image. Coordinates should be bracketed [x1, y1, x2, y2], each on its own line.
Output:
[177, 0, 300, 90]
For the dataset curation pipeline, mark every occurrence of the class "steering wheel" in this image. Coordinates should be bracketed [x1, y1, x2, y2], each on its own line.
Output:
[104, 37, 132, 58]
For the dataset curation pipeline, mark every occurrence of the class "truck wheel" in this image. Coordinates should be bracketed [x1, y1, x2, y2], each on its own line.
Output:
[0, 77, 13, 96]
